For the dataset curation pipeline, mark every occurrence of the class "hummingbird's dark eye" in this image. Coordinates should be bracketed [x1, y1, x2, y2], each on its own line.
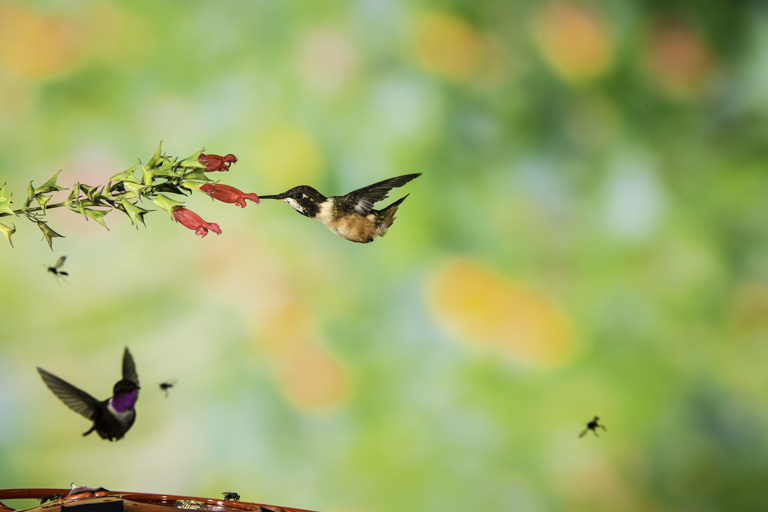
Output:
[295, 192, 304, 199]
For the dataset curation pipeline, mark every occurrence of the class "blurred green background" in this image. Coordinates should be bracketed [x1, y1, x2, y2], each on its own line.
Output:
[2, 0, 768, 510]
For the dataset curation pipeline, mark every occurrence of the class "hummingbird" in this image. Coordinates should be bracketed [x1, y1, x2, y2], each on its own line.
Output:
[260, 173, 421, 243]
[579, 416, 607, 438]
[37, 347, 140, 441]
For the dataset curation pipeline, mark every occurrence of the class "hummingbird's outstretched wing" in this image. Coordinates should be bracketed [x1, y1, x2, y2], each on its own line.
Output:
[344, 173, 421, 216]
[122, 347, 139, 387]
[37, 367, 99, 420]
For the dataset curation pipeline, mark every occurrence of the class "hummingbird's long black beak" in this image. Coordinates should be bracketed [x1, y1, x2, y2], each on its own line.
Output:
[259, 193, 285, 200]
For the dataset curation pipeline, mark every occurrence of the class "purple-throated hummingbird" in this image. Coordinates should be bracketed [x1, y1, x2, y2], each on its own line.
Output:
[37, 347, 140, 441]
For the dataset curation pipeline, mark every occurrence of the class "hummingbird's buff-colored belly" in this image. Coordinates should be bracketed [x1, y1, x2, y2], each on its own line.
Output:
[326, 214, 381, 243]
[316, 202, 383, 243]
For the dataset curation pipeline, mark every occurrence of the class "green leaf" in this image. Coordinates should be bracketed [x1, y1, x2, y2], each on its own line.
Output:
[34, 170, 66, 195]
[146, 141, 164, 169]
[152, 194, 185, 219]
[84, 208, 110, 230]
[178, 149, 206, 170]
[35, 193, 53, 213]
[26, 181, 35, 207]
[141, 163, 154, 187]
[66, 183, 104, 215]
[109, 164, 140, 185]
[79, 183, 100, 202]
[180, 180, 206, 192]
[152, 161, 180, 178]
[0, 222, 16, 247]
[182, 169, 212, 182]
[154, 182, 187, 195]
[67, 195, 88, 219]
[0, 184, 15, 216]
[122, 180, 147, 199]
[67, 184, 79, 202]
[37, 221, 64, 250]
[120, 198, 150, 227]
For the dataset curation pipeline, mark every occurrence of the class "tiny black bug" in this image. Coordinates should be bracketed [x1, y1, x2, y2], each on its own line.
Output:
[222, 492, 240, 502]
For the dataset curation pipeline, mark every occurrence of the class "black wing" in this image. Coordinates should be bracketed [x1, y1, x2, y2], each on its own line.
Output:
[37, 367, 99, 420]
[342, 173, 421, 216]
[122, 347, 139, 387]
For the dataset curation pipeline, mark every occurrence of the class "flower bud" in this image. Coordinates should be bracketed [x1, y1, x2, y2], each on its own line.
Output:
[200, 183, 260, 208]
[172, 207, 222, 237]
[199, 153, 237, 172]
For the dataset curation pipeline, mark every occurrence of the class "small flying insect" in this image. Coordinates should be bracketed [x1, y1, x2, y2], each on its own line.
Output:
[222, 492, 240, 502]
[159, 379, 177, 397]
[579, 416, 607, 438]
[39, 494, 64, 505]
[45, 256, 69, 285]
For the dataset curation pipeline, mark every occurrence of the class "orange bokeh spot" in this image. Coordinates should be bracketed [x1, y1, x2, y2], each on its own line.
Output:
[646, 18, 714, 97]
[0, 4, 83, 81]
[428, 259, 577, 367]
[276, 344, 351, 413]
[256, 296, 351, 413]
[533, 2, 614, 83]
[727, 282, 768, 341]
[412, 11, 485, 82]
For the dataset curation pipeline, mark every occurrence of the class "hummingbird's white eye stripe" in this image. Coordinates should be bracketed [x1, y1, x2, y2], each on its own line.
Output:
[284, 198, 303, 213]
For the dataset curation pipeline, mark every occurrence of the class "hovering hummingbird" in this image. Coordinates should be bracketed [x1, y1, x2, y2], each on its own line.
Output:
[260, 173, 421, 243]
[37, 347, 140, 441]
[579, 416, 607, 438]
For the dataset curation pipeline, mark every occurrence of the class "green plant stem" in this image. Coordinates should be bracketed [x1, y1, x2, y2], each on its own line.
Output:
[0, 202, 70, 218]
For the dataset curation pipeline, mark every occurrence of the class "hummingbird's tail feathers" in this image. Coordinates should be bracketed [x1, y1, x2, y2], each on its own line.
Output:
[82, 425, 96, 437]
[384, 193, 409, 212]
[37, 367, 99, 421]
[375, 194, 410, 236]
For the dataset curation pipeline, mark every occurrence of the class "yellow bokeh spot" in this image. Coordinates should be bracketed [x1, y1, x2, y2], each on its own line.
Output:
[533, 2, 614, 84]
[0, 4, 84, 81]
[427, 259, 578, 367]
[412, 11, 485, 82]
[254, 127, 324, 190]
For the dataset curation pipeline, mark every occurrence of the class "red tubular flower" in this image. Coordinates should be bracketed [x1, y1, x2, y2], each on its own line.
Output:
[199, 153, 237, 172]
[200, 183, 260, 208]
[172, 207, 222, 237]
